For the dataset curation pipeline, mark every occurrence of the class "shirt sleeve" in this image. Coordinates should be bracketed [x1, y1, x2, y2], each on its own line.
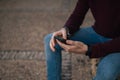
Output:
[64, 0, 89, 34]
[89, 37, 120, 58]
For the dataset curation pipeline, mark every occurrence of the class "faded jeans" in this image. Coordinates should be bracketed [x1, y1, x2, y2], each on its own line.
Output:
[44, 27, 120, 80]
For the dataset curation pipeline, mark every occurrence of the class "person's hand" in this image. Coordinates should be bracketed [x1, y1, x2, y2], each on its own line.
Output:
[50, 28, 67, 52]
[56, 40, 88, 54]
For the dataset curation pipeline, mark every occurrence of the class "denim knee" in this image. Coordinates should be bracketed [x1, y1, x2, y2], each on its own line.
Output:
[44, 34, 52, 45]
[44, 33, 62, 51]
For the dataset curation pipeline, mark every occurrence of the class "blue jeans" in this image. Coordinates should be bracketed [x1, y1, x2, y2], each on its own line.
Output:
[44, 27, 120, 80]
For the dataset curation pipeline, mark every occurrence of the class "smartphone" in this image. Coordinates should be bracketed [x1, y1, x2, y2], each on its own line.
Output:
[54, 36, 67, 44]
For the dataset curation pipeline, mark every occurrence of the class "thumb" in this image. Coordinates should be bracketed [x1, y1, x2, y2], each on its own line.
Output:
[61, 28, 67, 39]
[66, 40, 75, 45]
[62, 31, 67, 39]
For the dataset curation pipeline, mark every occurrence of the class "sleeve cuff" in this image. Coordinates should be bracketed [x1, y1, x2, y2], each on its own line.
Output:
[63, 26, 72, 39]
[85, 45, 92, 58]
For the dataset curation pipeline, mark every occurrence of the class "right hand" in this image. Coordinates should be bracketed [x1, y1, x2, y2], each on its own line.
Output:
[50, 28, 67, 52]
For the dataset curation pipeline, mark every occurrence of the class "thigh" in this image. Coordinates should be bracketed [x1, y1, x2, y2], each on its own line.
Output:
[96, 53, 120, 80]
[99, 53, 120, 71]
[69, 27, 112, 45]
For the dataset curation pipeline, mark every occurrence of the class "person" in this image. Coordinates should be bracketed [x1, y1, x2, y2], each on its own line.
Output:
[44, 0, 120, 80]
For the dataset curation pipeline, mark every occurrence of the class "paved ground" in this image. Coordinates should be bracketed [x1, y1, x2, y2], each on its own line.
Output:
[0, 0, 94, 51]
[0, 0, 98, 80]
[0, 60, 46, 80]
[0, 50, 73, 80]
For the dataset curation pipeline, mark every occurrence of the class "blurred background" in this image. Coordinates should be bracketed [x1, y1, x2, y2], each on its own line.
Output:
[0, 0, 97, 80]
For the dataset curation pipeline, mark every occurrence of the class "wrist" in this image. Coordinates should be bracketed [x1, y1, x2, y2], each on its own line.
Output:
[63, 27, 72, 38]
[85, 45, 92, 57]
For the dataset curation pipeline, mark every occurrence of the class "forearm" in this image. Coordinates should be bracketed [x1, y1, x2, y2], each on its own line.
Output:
[64, 0, 89, 35]
[87, 37, 120, 58]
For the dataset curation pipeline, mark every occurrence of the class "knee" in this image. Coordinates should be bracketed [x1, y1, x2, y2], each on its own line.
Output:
[44, 34, 52, 44]
[44, 33, 62, 51]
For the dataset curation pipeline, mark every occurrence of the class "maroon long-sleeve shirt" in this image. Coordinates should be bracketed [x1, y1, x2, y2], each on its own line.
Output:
[64, 0, 120, 58]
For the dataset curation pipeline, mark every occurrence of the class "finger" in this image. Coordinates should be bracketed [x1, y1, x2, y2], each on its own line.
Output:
[67, 41, 84, 49]
[56, 40, 75, 52]
[51, 36, 56, 47]
[74, 41, 84, 46]
[50, 43, 55, 52]
[50, 35, 56, 51]
[66, 40, 75, 45]
[76, 41, 83, 45]
[56, 40, 69, 49]
[54, 31, 62, 36]
[50, 40, 55, 52]
[66, 46, 76, 52]
[62, 30, 67, 39]
[51, 32, 61, 46]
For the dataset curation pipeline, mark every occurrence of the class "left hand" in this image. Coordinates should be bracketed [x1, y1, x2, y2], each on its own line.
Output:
[57, 40, 88, 54]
